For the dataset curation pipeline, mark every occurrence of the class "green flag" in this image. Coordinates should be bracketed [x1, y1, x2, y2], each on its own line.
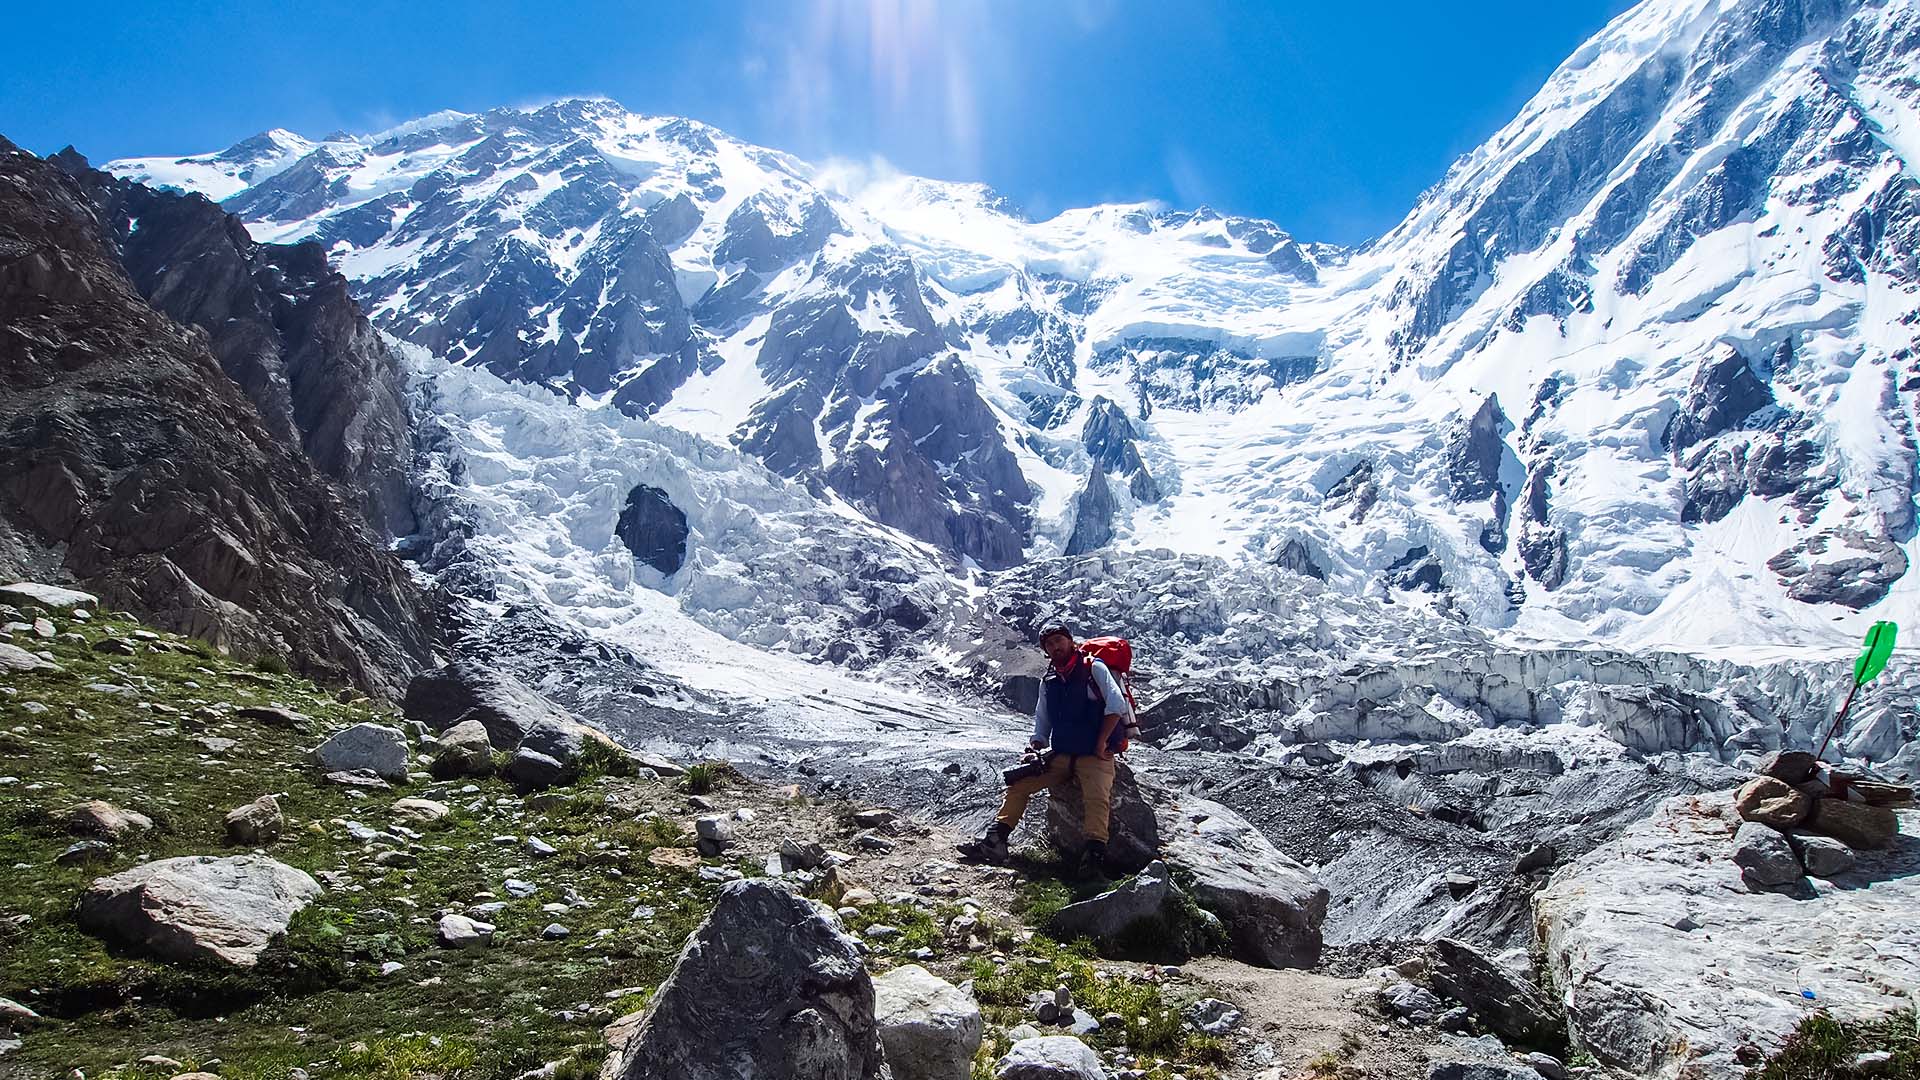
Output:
[1853, 621, 1897, 686]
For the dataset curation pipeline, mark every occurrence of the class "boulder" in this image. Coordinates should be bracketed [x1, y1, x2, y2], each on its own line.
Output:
[1788, 832, 1857, 877]
[235, 705, 311, 729]
[432, 718, 495, 777]
[0, 582, 97, 609]
[1046, 759, 1158, 872]
[224, 796, 283, 845]
[1380, 980, 1445, 1024]
[0, 643, 59, 673]
[520, 717, 585, 764]
[1535, 793, 1920, 1076]
[505, 748, 573, 791]
[1756, 750, 1816, 784]
[1731, 821, 1803, 886]
[308, 723, 409, 782]
[1429, 938, 1563, 1049]
[1048, 860, 1215, 963]
[1810, 798, 1898, 849]
[1427, 1063, 1537, 1080]
[76, 855, 321, 967]
[57, 840, 114, 866]
[391, 798, 451, 824]
[401, 661, 575, 748]
[610, 880, 888, 1080]
[1156, 794, 1327, 968]
[1731, 777, 1811, 828]
[994, 1036, 1108, 1080]
[437, 913, 494, 948]
[60, 799, 154, 838]
[872, 964, 984, 1080]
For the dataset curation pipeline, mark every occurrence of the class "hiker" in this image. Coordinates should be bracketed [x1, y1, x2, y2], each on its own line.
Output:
[959, 625, 1134, 876]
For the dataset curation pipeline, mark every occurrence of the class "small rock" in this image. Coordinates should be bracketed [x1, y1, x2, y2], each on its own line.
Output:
[873, 964, 983, 1080]
[432, 719, 495, 777]
[324, 770, 390, 789]
[1380, 980, 1444, 1024]
[0, 642, 59, 672]
[60, 800, 154, 838]
[380, 961, 406, 976]
[235, 705, 310, 729]
[1788, 832, 1857, 877]
[1513, 843, 1557, 874]
[225, 796, 284, 845]
[57, 840, 114, 866]
[1757, 750, 1817, 784]
[504, 878, 538, 898]
[0, 996, 41, 1028]
[438, 913, 495, 948]
[527, 837, 558, 858]
[1427, 1063, 1536, 1080]
[1444, 871, 1480, 898]
[504, 748, 571, 791]
[31, 618, 54, 639]
[1523, 1052, 1568, 1080]
[1184, 997, 1241, 1035]
[541, 923, 570, 940]
[390, 798, 451, 824]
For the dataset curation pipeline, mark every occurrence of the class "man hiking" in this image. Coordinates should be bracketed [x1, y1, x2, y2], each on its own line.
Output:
[958, 625, 1133, 877]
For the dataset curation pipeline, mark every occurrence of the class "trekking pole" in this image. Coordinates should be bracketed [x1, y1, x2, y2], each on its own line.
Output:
[1813, 620, 1897, 761]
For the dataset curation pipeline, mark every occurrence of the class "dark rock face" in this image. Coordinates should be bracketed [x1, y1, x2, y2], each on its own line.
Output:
[400, 660, 576, 748]
[1447, 396, 1511, 502]
[1325, 460, 1379, 522]
[1429, 938, 1565, 1050]
[714, 191, 842, 272]
[1664, 349, 1774, 455]
[1273, 538, 1327, 581]
[1517, 463, 1568, 590]
[615, 485, 689, 575]
[1064, 469, 1116, 556]
[1766, 528, 1908, 608]
[1386, 546, 1446, 594]
[1081, 397, 1161, 502]
[51, 150, 416, 536]
[611, 879, 888, 1080]
[0, 139, 433, 696]
[1092, 337, 1314, 412]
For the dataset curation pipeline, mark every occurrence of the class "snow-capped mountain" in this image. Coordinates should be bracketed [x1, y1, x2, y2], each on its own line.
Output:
[109, 0, 1920, 653]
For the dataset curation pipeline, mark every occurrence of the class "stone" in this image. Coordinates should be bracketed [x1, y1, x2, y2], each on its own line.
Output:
[1184, 998, 1241, 1035]
[1380, 980, 1445, 1024]
[1429, 938, 1562, 1048]
[1522, 1052, 1567, 1080]
[648, 848, 699, 872]
[77, 855, 322, 966]
[31, 618, 54, 638]
[0, 582, 97, 609]
[694, 814, 734, 847]
[1426, 1063, 1537, 1080]
[1046, 759, 1158, 872]
[1048, 860, 1210, 963]
[993, 1035, 1108, 1080]
[504, 748, 572, 791]
[1757, 751, 1817, 784]
[1731, 821, 1804, 886]
[91, 637, 137, 656]
[432, 718, 495, 777]
[225, 795, 283, 845]
[0, 996, 39, 1029]
[57, 840, 115, 866]
[0, 642, 59, 673]
[1810, 798, 1898, 849]
[1788, 833, 1856, 877]
[872, 964, 984, 1080]
[325, 769, 390, 789]
[1732, 777, 1812, 828]
[615, 484, 691, 575]
[308, 723, 409, 782]
[438, 913, 495, 948]
[391, 798, 451, 824]
[235, 705, 311, 729]
[401, 662, 576, 749]
[1156, 793, 1327, 968]
[541, 923, 570, 940]
[520, 717, 585, 764]
[60, 799, 154, 838]
[1513, 843, 1557, 874]
[1536, 793, 1920, 1076]
[608, 880, 888, 1080]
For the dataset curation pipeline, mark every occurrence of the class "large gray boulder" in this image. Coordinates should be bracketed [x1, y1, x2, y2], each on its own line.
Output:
[1045, 759, 1158, 872]
[872, 964, 983, 1080]
[1156, 794, 1328, 968]
[76, 855, 321, 967]
[401, 661, 576, 749]
[1429, 938, 1563, 1049]
[1049, 860, 1216, 963]
[308, 723, 409, 782]
[610, 879, 888, 1080]
[994, 1036, 1107, 1080]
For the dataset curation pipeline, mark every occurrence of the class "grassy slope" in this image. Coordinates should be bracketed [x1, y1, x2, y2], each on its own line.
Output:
[0, 611, 1230, 1080]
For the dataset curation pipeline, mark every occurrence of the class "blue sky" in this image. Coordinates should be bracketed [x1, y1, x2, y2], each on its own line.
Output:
[3, 0, 1634, 245]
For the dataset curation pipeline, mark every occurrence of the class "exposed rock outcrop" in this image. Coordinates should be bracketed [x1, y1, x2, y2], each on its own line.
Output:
[614, 484, 690, 575]
[77, 855, 322, 967]
[0, 139, 433, 695]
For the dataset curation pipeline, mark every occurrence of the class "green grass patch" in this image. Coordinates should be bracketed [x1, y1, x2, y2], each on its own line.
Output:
[1756, 1009, 1918, 1080]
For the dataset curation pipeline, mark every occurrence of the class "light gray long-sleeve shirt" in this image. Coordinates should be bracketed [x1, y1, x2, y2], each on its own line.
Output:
[1031, 658, 1133, 745]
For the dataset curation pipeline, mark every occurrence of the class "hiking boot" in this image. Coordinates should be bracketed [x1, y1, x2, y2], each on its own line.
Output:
[957, 823, 1012, 865]
[1077, 840, 1111, 881]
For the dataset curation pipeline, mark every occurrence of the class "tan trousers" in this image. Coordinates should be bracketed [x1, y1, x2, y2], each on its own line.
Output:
[995, 753, 1116, 842]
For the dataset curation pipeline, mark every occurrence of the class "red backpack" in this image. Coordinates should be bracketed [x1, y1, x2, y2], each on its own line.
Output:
[1079, 636, 1141, 752]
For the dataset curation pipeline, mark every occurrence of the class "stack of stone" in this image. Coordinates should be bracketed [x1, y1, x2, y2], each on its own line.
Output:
[1730, 751, 1911, 887]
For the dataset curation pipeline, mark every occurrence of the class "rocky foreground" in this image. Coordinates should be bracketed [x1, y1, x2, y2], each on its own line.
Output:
[2, 584, 1916, 1080]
